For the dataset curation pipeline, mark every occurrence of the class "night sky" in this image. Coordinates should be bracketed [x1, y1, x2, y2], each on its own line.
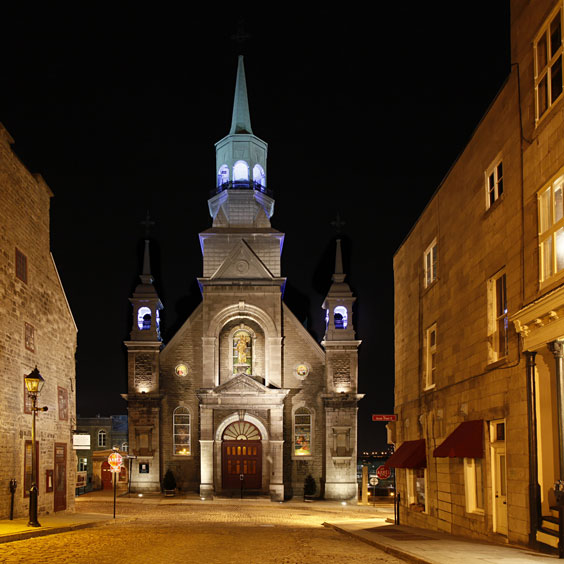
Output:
[0, 5, 510, 451]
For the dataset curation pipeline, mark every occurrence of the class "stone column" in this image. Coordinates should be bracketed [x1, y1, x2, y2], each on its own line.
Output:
[549, 341, 564, 476]
[199, 405, 214, 499]
[525, 350, 540, 543]
[269, 405, 284, 500]
[267, 337, 283, 388]
[202, 337, 216, 388]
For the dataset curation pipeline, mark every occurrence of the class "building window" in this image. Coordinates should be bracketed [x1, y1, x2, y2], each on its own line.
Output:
[97, 429, 107, 448]
[423, 239, 437, 288]
[488, 271, 508, 362]
[253, 164, 265, 187]
[121, 442, 128, 452]
[24, 322, 35, 352]
[424, 323, 437, 389]
[464, 458, 485, 513]
[173, 406, 190, 456]
[233, 160, 249, 182]
[407, 468, 427, 511]
[486, 159, 503, 209]
[535, 5, 563, 122]
[333, 306, 348, 329]
[294, 407, 312, 456]
[15, 248, 27, 283]
[137, 307, 152, 330]
[233, 329, 252, 374]
[218, 164, 229, 187]
[78, 458, 88, 472]
[58, 387, 69, 421]
[538, 175, 564, 282]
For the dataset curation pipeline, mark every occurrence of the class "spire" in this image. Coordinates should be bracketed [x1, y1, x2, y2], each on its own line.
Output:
[139, 211, 155, 285]
[333, 239, 345, 283]
[229, 56, 253, 135]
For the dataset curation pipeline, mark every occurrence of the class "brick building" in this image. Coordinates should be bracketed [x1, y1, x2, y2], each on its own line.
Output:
[123, 56, 363, 500]
[391, 0, 564, 550]
[0, 123, 77, 518]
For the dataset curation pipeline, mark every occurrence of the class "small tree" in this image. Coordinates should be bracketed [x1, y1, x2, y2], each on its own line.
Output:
[304, 474, 316, 499]
[163, 469, 176, 492]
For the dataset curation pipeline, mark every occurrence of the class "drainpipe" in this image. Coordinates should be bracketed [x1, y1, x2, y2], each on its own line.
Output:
[525, 351, 540, 546]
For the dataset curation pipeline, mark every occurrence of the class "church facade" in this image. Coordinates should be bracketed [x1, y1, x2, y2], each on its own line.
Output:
[123, 57, 362, 501]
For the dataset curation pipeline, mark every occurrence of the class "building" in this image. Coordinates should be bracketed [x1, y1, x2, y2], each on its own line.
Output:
[391, 0, 564, 550]
[75, 415, 128, 491]
[122, 56, 363, 500]
[0, 123, 77, 518]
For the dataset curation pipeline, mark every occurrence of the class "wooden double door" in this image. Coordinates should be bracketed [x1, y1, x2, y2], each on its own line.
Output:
[222, 441, 262, 490]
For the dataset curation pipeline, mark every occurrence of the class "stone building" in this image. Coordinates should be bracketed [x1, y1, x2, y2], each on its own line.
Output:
[75, 415, 128, 491]
[0, 123, 77, 518]
[391, 0, 564, 550]
[123, 56, 363, 501]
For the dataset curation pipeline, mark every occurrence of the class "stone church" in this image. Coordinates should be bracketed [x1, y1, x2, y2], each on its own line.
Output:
[123, 57, 362, 501]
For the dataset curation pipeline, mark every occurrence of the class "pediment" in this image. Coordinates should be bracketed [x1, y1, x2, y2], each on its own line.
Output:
[211, 239, 274, 280]
[213, 374, 270, 395]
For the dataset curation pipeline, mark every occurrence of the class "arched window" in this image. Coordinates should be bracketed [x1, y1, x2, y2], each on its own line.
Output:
[294, 408, 312, 456]
[233, 160, 249, 182]
[137, 307, 152, 330]
[97, 429, 107, 448]
[334, 306, 348, 329]
[253, 164, 265, 187]
[173, 407, 190, 456]
[121, 442, 128, 452]
[218, 164, 229, 187]
[233, 329, 252, 375]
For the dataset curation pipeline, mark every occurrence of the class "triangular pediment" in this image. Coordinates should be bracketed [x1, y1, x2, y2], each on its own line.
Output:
[214, 374, 271, 395]
[211, 239, 274, 280]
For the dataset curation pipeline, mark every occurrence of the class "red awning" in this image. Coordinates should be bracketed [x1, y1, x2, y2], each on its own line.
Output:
[433, 420, 483, 458]
[385, 439, 426, 469]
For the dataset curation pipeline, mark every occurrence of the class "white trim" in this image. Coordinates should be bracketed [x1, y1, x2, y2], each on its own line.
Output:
[215, 412, 269, 442]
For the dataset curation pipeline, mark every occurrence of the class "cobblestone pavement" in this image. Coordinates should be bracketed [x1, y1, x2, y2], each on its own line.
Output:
[0, 499, 404, 564]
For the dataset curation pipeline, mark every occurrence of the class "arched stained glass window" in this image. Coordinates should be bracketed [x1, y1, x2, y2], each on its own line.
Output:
[173, 407, 190, 456]
[233, 160, 249, 181]
[233, 329, 252, 374]
[294, 408, 312, 456]
[222, 421, 261, 441]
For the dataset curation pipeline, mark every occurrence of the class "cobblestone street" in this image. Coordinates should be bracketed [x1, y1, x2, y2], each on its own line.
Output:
[0, 497, 403, 564]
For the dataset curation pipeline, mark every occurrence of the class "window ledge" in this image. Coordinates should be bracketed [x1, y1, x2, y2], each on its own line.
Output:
[484, 192, 505, 216]
[485, 357, 508, 371]
[466, 509, 485, 517]
[422, 279, 438, 295]
[423, 384, 436, 392]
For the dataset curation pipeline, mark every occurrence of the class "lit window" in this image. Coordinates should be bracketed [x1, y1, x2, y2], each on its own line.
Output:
[121, 442, 128, 452]
[233, 329, 252, 374]
[334, 306, 348, 329]
[173, 407, 190, 456]
[15, 248, 27, 283]
[294, 408, 312, 456]
[97, 430, 107, 448]
[424, 323, 437, 389]
[407, 468, 427, 511]
[534, 5, 563, 122]
[538, 176, 564, 282]
[137, 307, 151, 330]
[423, 240, 437, 288]
[253, 164, 265, 187]
[218, 164, 229, 187]
[486, 159, 503, 209]
[464, 458, 485, 513]
[233, 160, 249, 182]
[79, 458, 88, 472]
[488, 271, 508, 362]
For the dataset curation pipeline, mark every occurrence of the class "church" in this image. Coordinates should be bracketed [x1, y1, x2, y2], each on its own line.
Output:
[123, 56, 362, 501]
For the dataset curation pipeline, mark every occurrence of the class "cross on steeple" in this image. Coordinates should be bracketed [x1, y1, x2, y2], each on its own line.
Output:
[330, 213, 346, 235]
[140, 210, 155, 239]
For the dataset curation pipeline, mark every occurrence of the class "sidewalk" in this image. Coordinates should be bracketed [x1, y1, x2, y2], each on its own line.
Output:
[324, 519, 558, 564]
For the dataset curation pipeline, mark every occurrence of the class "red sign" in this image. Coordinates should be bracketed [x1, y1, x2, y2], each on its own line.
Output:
[376, 465, 391, 480]
[108, 452, 123, 472]
[372, 414, 397, 421]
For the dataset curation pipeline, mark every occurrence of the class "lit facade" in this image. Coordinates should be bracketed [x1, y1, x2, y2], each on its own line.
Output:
[392, 0, 564, 550]
[123, 57, 363, 500]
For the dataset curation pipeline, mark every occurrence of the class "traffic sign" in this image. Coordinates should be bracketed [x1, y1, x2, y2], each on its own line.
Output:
[376, 465, 391, 480]
[369, 477, 379, 486]
[108, 452, 123, 472]
[372, 414, 397, 421]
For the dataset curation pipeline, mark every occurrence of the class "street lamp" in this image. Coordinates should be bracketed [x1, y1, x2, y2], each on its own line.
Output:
[24, 367, 48, 527]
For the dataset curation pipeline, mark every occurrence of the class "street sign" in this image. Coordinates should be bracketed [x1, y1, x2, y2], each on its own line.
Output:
[369, 477, 379, 486]
[376, 465, 391, 480]
[108, 452, 123, 472]
[372, 414, 397, 421]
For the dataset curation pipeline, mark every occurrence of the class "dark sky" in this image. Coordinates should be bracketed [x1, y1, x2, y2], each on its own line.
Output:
[0, 5, 511, 451]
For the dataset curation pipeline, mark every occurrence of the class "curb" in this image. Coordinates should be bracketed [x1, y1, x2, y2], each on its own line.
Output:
[322, 522, 435, 564]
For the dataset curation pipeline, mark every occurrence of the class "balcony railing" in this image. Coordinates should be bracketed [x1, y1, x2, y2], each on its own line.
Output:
[209, 180, 274, 199]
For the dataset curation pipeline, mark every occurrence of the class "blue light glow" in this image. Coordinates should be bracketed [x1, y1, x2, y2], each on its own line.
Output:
[137, 306, 152, 330]
[334, 306, 348, 329]
[233, 160, 249, 181]
[218, 164, 229, 187]
[253, 164, 265, 186]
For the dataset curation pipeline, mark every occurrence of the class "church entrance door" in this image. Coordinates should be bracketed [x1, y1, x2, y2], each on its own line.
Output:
[221, 421, 262, 490]
[101, 461, 113, 490]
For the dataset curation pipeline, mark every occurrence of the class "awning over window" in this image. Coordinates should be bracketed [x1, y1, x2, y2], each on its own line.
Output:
[433, 420, 483, 459]
[385, 439, 426, 469]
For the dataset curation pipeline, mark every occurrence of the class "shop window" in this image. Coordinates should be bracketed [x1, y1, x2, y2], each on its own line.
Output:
[464, 458, 485, 513]
[407, 468, 427, 512]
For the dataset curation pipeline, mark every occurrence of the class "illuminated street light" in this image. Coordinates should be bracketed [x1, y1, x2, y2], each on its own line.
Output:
[24, 367, 48, 527]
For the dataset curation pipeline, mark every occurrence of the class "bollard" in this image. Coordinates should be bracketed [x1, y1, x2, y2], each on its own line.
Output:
[9, 479, 17, 520]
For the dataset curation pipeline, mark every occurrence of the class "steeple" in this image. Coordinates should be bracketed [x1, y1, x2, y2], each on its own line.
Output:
[229, 56, 253, 135]
[322, 237, 357, 341]
[209, 56, 272, 227]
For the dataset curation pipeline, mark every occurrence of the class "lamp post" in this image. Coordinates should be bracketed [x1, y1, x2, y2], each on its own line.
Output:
[24, 367, 47, 527]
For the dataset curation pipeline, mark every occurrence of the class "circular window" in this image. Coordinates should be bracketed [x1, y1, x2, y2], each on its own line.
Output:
[175, 363, 188, 377]
[295, 363, 310, 379]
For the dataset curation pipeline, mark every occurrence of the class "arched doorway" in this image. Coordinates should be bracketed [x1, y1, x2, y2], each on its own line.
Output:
[101, 461, 113, 490]
[222, 421, 262, 490]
